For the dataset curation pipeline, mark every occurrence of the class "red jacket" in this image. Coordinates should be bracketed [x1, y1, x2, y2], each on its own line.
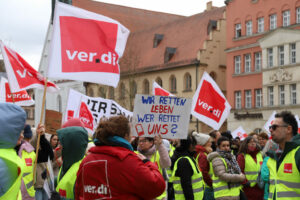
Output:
[194, 145, 212, 187]
[75, 146, 165, 200]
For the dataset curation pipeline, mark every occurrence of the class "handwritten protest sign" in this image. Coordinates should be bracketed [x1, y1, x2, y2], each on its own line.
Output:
[132, 94, 192, 139]
[65, 89, 132, 133]
[45, 110, 62, 134]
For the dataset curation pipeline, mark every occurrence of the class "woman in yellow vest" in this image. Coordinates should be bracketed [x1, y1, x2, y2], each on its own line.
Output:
[0, 102, 26, 200]
[170, 132, 204, 200]
[16, 124, 36, 200]
[237, 136, 264, 200]
[207, 136, 245, 200]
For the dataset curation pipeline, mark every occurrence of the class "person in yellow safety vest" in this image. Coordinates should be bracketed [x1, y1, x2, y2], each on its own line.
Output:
[267, 111, 300, 200]
[15, 124, 36, 200]
[207, 136, 246, 200]
[54, 118, 88, 200]
[193, 132, 214, 200]
[136, 135, 171, 200]
[237, 136, 264, 200]
[0, 102, 26, 200]
[170, 132, 204, 200]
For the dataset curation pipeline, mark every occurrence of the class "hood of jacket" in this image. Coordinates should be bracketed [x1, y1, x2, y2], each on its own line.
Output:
[57, 126, 88, 174]
[207, 151, 221, 162]
[0, 103, 26, 149]
[89, 145, 133, 161]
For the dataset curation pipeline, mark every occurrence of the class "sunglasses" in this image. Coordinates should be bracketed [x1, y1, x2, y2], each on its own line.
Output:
[269, 124, 288, 131]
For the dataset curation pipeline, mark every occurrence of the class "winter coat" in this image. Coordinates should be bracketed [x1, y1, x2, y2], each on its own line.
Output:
[237, 150, 264, 200]
[0, 103, 26, 197]
[75, 145, 165, 200]
[194, 145, 212, 187]
[171, 149, 199, 200]
[207, 152, 245, 200]
[18, 141, 35, 200]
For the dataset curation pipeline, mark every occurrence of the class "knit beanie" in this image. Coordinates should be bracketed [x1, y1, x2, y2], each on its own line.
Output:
[192, 132, 210, 146]
[23, 124, 33, 139]
[62, 118, 84, 128]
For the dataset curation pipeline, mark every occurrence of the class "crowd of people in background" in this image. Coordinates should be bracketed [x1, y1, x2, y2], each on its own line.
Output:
[0, 101, 299, 200]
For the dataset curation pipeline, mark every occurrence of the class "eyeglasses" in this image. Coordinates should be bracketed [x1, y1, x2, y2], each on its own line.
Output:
[269, 124, 288, 131]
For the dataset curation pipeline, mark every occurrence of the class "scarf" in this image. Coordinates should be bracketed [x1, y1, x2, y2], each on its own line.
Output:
[137, 144, 156, 159]
[94, 136, 134, 151]
[217, 149, 241, 174]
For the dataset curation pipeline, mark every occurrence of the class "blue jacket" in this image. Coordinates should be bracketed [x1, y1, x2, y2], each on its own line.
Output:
[260, 157, 270, 200]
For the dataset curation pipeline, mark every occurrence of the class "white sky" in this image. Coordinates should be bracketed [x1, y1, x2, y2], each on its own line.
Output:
[0, 0, 225, 69]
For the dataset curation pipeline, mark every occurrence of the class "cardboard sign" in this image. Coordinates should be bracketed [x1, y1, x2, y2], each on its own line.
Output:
[45, 110, 62, 134]
[132, 94, 192, 139]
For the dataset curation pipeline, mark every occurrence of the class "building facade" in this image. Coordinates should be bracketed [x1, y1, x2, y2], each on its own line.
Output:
[226, 0, 300, 133]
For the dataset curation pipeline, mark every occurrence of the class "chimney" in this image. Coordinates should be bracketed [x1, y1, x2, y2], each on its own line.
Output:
[206, 1, 213, 11]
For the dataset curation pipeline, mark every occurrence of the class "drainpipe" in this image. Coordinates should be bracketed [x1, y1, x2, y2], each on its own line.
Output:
[195, 60, 200, 132]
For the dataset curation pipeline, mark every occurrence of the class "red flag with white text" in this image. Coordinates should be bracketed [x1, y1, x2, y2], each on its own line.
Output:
[0, 77, 34, 106]
[152, 81, 174, 96]
[47, 2, 130, 88]
[0, 41, 59, 93]
[78, 101, 94, 131]
[191, 71, 231, 130]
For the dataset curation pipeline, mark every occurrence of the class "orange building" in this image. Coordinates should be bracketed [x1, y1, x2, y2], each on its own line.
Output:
[225, 0, 300, 133]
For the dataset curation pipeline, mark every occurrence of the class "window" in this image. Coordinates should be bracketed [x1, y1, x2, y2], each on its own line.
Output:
[290, 43, 296, 64]
[88, 88, 94, 97]
[297, 7, 300, 23]
[246, 21, 252, 36]
[170, 75, 176, 92]
[108, 87, 114, 99]
[279, 85, 285, 105]
[143, 79, 149, 94]
[119, 83, 125, 99]
[278, 46, 284, 66]
[268, 86, 274, 106]
[244, 54, 251, 73]
[283, 10, 290, 27]
[184, 73, 192, 91]
[267, 48, 273, 67]
[235, 91, 241, 109]
[255, 89, 262, 108]
[130, 81, 137, 98]
[290, 84, 297, 104]
[98, 87, 106, 98]
[254, 52, 261, 71]
[234, 56, 241, 74]
[270, 14, 277, 30]
[257, 17, 264, 33]
[235, 23, 241, 38]
[245, 90, 252, 108]
[156, 77, 163, 87]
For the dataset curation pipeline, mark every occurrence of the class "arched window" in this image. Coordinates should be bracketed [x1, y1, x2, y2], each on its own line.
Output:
[98, 87, 106, 98]
[184, 73, 192, 90]
[143, 79, 150, 94]
[119, 83, 125, 99]
[156, 77, 163, 87]
[170, 75, 176, 92]
[57, 95, 62, 112]
[209, 71, 217, 80]
[130, 81, 137, 98]
[108, 87, 114, 99]
[88, 88, 94, 97]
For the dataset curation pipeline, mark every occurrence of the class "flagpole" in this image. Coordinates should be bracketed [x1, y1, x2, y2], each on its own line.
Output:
[33, 78, 48, 184]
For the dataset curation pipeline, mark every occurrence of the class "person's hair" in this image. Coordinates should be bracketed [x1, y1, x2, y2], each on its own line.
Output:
[238, 136, 260, 154]
[95, 115, 130, 145]
[248, 132, 258, 137]
[221, 131, 233, 140]
[209, 130, 218, 139]
[258, 132, 269, 140]
[217, 136, 230, 147]
[176, 130, 197, 152]
[275, 111, 298, 136]
[50, 134, 58, 148]
[138, 137, 154, 144]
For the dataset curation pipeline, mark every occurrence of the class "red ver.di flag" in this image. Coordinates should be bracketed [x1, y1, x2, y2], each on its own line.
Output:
[48, 2, 130, 88]
[0, 41, 59, 93]
[0, 77, 34, 106]
[191, 72, 231, 130]
[231, 126, 248, 141]
[78, 101, 94, 131]
[152, 81, 174, 96]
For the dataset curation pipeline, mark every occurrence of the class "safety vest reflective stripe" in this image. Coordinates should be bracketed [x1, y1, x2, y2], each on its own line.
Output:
[277, 191, 300, 198]
[244, 152, 263, 187]
[166, 144, 175, 180]
[0, 149, 24, 200]
[214, 184, 240, 192]
[244, 171, 258, 175]
[171, 156, 204, 200]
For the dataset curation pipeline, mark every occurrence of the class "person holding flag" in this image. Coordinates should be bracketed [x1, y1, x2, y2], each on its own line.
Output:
[0, 102, 26, 199]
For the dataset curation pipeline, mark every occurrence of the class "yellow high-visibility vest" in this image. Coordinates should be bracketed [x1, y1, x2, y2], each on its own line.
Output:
[21, 150, 36, 197]
[244, 152, 263, 187]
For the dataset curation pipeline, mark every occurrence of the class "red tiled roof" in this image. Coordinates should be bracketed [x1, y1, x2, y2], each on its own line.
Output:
[120, 7, 225, 73]
[73, 0, 185, 32]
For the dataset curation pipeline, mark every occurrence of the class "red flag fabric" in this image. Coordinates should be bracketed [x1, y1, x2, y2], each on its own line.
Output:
[0, 41, 59, 93]
[152, 81, 174, 96]
[47, 2, 130, 88]
[79, 101, 94, 131]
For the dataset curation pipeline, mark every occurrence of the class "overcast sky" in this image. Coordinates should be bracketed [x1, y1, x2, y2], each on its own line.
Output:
[0, 0, 225, 69]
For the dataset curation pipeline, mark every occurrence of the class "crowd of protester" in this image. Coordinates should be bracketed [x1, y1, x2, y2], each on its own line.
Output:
[0, 102, 299, 200]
